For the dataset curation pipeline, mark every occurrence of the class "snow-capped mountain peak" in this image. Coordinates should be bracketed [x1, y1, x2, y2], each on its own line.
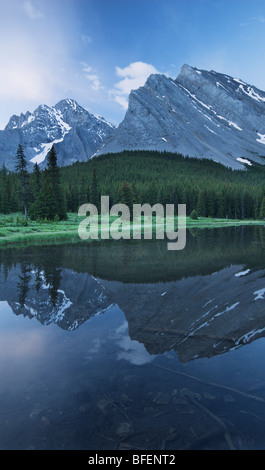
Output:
[97, 64, 265, 169]
[3, 65, 265, 171]
[0, 99, 115, 169]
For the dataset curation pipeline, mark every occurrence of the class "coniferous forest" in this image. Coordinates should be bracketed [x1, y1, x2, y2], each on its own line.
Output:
[1, 146, 265, 220]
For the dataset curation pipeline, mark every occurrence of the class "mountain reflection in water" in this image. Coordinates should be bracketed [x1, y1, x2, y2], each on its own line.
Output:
[2, 226, 265, 451]
[1, 225, 265, 363]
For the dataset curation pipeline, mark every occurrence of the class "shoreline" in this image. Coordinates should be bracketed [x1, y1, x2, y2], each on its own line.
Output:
[0, 212, 265, 249]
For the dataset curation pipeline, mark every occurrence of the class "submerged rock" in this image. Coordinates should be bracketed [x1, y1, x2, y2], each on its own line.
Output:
[116, 422, 132, 436]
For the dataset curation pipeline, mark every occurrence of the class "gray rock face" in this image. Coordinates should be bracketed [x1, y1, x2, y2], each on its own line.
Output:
[0, 266, 113, 331]
[0, 98, 115, 170]
[97, 64, 265, 169]
[2, 258, 265, 362]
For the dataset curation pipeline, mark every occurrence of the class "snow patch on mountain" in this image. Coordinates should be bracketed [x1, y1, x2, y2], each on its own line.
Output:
[236, 158, 253, 166]
[0, 99, 115, 170]
[239, 85, 265, 103]
[96, 64, 265, 169]
[30, 106, 72, 164]
[216, 114, 242, 131]
[2, 64, 265, 170]
[257, 133, 265, 145]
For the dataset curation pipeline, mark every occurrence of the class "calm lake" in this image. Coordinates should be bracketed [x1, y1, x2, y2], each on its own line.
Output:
[1, 225, 265, 450]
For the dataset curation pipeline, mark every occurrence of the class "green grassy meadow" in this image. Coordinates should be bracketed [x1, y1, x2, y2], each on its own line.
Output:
[0, 211, 264, 248]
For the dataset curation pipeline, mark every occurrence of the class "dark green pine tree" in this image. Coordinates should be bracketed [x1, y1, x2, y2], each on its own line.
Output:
[215, 191, 226, 219]
[0, 164, 11, 214]
[190, 209, 198, 220]
[147, 180, 158, 206]
[233, 192, 240, 219]
[259, 196, 265, 219]
[90, 168, 99, 207]
[119, 181, 135, 217]
[46, 145, 67, 220]
[78, 175, 90, 207]
[207, 188, 216, 218]
[15, 144, 29, 219]
[32, 162, 41, 193]
[197, 189, 207, 217]
[244, 190, 254, 219]
[67, 183, 79, 212]
[131, 182, 137, 205]
[29, 162, 42, 220]
[38, 169, 56, 220]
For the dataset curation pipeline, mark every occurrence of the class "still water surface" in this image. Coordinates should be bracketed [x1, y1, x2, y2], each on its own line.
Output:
[1, 226, 265, 450]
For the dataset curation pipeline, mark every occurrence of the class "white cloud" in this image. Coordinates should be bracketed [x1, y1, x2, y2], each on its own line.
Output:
[1, 64, 47, 100]
[0, 38, 53, 102]
[23, 0, 44, 19]
[110, 61, 159, 109]
[114, 95, 129, 110]
[81, 62, 102, 91]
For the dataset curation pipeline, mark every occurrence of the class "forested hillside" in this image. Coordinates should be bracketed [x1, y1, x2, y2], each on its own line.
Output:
[61, 151, 265, 220]
[1, 149, 265, 220]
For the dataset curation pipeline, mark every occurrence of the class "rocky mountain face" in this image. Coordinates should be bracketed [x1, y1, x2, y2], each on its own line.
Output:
[2, 259, 265, 363]
[1, 224, 265, 362]
[0, 265, 114, 331]
[0, 99, 115, 170]
[97, 64, 265, 169]
[2, 65, 265, 171]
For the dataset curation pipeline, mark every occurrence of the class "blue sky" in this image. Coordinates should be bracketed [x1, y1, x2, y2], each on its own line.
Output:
[1, 0, 265, 128]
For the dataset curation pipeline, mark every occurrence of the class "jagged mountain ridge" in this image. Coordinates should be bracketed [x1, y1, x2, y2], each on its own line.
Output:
[2, 64, 265, 171]
[2, 262, 265, 362]
[0, 98, 115, 170]
[97, 64, 265, 169]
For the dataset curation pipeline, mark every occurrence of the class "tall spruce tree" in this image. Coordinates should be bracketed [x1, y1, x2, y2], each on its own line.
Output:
[0, 164, 10, 214]
[29, 162, 42, 220]
[38, 169, 56, 220]
[15, 144, 28, 219]
[259, 196, 265, 219]
[207, 188, 216, 218]
[32, 162, 41, 194]
[119, 181, 135, 217]
[197, 189, 207, 217]
[90, 168, 98, 207]
[46, 145, 67, 220]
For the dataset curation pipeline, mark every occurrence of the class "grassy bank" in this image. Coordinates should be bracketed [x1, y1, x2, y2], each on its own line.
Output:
[0, 213, 81, 247]
[0, 212, 264, 248]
